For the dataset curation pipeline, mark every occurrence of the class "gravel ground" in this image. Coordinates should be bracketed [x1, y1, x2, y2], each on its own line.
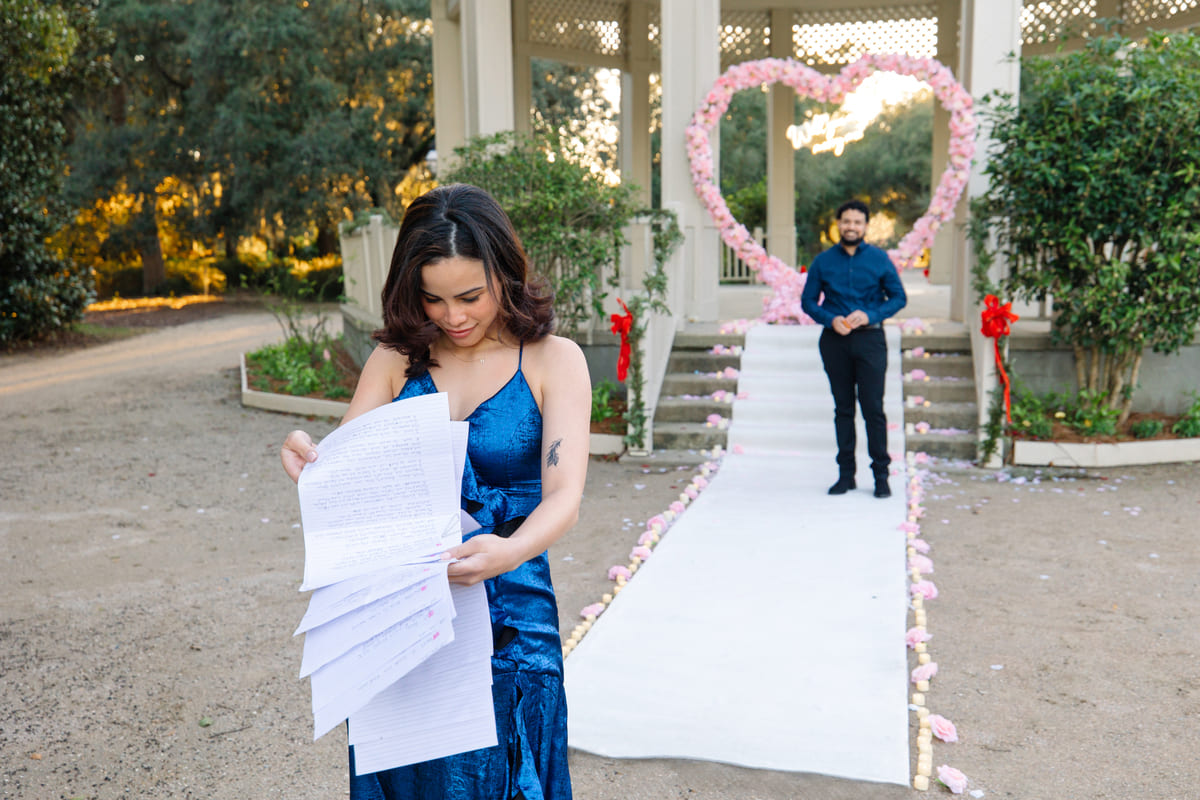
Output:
[1, 307, 1197, 800]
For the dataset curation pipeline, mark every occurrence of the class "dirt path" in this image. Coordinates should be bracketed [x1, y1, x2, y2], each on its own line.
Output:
[1, 310, 1197, 799]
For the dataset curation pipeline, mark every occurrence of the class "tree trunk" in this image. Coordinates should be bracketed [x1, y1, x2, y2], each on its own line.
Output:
[316, 222, 339, 256]
[1117, 350, 1144, 425]
[1074, 344, 1087, 394]
[137, 196, 167, 294]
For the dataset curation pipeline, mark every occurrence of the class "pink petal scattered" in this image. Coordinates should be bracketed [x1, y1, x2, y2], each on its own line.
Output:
[911, 662, 939, 683]
[579, 603, 605, 619]
[607, 565, 632, 581]
[928, 714, 959, 742]
[936, 764, 968, 794]
[911, 579, 939, 600]
[909, 554, 934, 574]
[905, 627, 932, 648]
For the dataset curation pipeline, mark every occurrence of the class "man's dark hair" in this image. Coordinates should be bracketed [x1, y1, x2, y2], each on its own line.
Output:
[835, 199, 870, 223]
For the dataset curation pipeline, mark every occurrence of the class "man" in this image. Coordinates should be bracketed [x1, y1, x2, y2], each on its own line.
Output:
[800, 200, 907, 498]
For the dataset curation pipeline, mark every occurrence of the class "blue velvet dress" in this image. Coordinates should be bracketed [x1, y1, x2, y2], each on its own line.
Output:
[348, 348, 573, 800]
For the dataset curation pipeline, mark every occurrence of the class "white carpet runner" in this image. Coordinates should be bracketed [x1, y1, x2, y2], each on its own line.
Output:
[565, 324, 910, 785]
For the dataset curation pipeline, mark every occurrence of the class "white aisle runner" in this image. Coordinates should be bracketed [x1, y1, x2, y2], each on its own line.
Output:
[565, 324, 910, 785]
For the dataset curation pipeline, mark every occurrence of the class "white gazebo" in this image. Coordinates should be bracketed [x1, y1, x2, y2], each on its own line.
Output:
[341, 0, 1200, 456]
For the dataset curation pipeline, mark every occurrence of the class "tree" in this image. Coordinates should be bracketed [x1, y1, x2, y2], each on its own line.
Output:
[971, 31, 1200, 422]
[444, 130, 644, 334]
[64, 0, 435, 291]
[1, 0, 111, 343]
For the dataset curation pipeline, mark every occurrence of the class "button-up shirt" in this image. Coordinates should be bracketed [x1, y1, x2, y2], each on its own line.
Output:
[800, 241, 907, 328]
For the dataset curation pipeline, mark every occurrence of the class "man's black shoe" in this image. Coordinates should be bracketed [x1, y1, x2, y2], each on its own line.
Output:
[828, 477, 856, 495]
[873, 478, 891, 498]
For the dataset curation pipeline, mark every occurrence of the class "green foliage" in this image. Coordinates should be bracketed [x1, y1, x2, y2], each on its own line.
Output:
[1009, 384, 1056, 440]
[979, 384, 1006, 463]
[971, 31, 1200, 421]
[445, 130, 647, 334]
[590, 379, 621, 424]
[62, 0, 433, 292]
[1172, 395, 1200, 438]
[247, 337, 350, 399]
[0, 0, 110, 343]
[1130, 419, 1163, 439]
[1066, 390, 1119, 437]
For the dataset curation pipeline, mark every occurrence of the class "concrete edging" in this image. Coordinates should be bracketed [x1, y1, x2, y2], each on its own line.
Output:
[1012, 437, 1200, 468]
[240, 353, 351, 418]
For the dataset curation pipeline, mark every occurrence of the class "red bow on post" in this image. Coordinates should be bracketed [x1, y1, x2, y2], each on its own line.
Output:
[610, 298, 633, 382]
[980, 294, 1020, 423]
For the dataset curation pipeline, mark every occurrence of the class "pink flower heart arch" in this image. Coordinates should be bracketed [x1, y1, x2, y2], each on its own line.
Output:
[685, 54, 977, 324]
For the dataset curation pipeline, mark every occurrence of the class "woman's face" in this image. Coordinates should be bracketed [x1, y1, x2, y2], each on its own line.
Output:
[419, 256, 503, 348]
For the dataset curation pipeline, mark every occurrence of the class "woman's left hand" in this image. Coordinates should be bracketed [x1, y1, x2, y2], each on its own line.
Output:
[443, 534, 521, 585]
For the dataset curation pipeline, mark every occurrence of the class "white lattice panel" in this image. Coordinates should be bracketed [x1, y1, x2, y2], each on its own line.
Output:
[791, 5, 938, 67]
[720, 10, 771, 69]
[1021, 0, 1099, 44]
[529, 0, 626, 57]
[1121, 0, 1200, 24]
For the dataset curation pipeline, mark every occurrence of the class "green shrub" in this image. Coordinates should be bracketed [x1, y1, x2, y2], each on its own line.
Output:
[972, 31, 1200, 424]
[1172, 395, 1200, 438]
[591, 379, 621, 424]
[1068, 390, 1119, 436]
[246, 337, 350, 399]
[1130, 419, 1163, 439]
[444, 130, 643, 334]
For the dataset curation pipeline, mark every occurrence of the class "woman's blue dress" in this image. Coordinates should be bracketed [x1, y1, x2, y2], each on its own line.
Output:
[348, 350, 573, 800]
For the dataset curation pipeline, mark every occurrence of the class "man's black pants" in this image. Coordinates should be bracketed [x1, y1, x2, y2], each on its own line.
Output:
[818, 326, 890, 480]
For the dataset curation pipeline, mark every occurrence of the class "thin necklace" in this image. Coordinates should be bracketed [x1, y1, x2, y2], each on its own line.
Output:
[439, 335, 505, 365]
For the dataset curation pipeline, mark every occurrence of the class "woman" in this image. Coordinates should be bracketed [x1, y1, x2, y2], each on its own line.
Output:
[281, 184, 589, 799]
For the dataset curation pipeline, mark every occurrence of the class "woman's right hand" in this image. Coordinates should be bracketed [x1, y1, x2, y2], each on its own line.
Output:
[281, 429, 318, 483]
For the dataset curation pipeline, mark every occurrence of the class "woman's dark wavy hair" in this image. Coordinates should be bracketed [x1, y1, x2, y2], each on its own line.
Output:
[374, 183, 555, 378]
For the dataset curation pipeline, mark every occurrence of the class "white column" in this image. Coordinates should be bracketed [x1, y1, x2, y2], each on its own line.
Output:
[431, 0, 466, 170]
[926, 0, 958, 290]
[660, 0, 721, 324]
[512, 0, 532, 134]
[619, 1, 653, 297]
[460, 0, 515, 138]
[766, 8, 797, 269]
[959, 0, 1022, 465]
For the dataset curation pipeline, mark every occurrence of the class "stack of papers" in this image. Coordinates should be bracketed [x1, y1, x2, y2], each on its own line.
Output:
[294, 393, 496, 775]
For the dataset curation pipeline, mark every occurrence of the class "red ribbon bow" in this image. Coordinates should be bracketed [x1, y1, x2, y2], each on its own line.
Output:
[980, 294, 1019, 423]
[610, 298, 633, 382]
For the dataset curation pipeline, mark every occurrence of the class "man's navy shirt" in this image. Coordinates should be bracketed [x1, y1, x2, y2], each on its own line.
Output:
[800, 241, 907, 327]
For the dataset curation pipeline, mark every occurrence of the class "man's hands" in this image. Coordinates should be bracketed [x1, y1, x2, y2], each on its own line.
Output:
[832, 310, 870, 335]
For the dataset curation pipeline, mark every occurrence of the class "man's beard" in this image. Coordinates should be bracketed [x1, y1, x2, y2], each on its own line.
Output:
[839, 232, 863, 246]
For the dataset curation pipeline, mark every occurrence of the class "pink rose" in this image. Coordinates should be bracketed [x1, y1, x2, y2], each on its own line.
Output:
[669, 501, 685, 514]
[928, 714, 958, 743]
[911, 538, 931, 554]
[910, 580, 938, 600]
[630, 545, 652, 560]
[692, 476, 708, 489]
[637, 530, 656, 546]
[936, 764, 968, 794]
[899, 521, 920, 534]
[908, 554, 934, 574]
[721, 366, 739, 379]
[646, 514, 666, 530]
[706, 413, 723, 426]
[911, 662, 938, 683]
[911, 347, 925, 357]
[684, 487, 699, 500]
[905, 627, 932, 648]
[915, 421, 931, 434]
[607, 565, 631, 581]
[579, 603, 605, 619]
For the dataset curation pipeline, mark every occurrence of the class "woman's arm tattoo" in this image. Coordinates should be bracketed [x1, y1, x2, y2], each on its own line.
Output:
[546, 438, 563, 467]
